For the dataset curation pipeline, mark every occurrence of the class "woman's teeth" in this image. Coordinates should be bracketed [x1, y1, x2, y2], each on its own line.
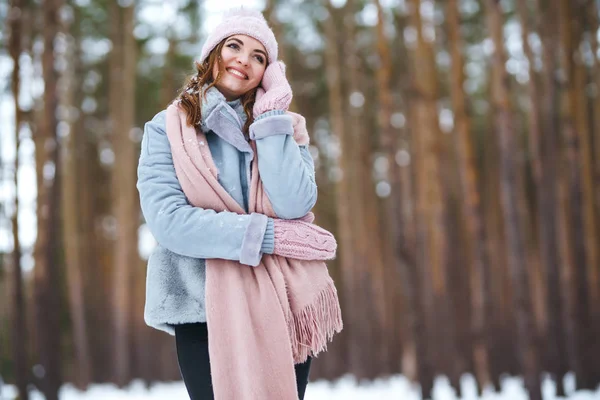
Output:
[227, 68, 247, 79]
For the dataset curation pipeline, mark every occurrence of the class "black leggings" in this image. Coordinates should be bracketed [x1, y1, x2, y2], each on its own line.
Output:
[174, 323, 312, 400]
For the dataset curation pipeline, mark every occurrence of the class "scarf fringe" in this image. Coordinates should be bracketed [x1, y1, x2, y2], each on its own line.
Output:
[287, 279, 344, 364]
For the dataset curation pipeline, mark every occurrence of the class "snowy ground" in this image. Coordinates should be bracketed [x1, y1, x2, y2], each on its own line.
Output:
[2, 374, 600, 400]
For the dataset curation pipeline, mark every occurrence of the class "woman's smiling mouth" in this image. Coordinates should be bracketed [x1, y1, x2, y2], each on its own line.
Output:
[226, 67, 248, 80]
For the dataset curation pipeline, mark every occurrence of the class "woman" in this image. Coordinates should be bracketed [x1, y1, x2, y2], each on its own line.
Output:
[137, 8, 342, 400]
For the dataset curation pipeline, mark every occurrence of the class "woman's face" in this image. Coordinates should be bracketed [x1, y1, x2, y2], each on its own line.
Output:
[212, 35, 268, 101]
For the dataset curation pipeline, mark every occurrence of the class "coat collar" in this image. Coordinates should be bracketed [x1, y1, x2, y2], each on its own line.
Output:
[200, 85, 253, 154]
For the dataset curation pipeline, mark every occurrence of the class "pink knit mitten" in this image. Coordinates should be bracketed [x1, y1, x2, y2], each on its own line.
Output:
[273, 218, 337, 260]
[253, 61, 293, 118]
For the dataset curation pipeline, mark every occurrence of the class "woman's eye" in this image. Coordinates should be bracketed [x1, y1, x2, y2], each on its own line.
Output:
[255, 55, 264, 64]
[227, 43, 239, 50]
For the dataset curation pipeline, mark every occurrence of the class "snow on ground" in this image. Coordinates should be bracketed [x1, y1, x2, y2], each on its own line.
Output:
[2, 374, 600, 399]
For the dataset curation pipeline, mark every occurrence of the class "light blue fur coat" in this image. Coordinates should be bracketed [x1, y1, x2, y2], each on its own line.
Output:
[137, 86, 317, 334]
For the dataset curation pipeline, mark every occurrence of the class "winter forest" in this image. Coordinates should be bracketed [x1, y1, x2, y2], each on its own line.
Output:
[1, 0, 600, 399]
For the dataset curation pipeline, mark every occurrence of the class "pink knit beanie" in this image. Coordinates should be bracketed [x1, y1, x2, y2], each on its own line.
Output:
[199, 8, 278, 65]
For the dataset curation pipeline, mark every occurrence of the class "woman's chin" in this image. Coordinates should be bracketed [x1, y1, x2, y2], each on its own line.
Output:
[215, 83, 243, 100]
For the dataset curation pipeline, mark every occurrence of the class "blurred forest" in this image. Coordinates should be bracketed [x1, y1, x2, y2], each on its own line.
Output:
[1, 0, 600, 399]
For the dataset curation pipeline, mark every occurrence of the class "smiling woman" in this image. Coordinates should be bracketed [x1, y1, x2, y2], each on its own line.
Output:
[212, 35, 267, 100]
[136, 6, 342, 400]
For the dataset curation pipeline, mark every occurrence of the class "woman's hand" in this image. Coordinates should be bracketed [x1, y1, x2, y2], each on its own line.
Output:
[272, 217, 337, 260]
[253, 61, 293, 118]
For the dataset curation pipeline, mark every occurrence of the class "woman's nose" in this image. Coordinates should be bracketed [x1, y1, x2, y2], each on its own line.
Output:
[236, 53, 249, 66]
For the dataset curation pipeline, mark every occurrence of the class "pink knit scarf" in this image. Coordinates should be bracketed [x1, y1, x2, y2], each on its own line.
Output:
[165, 103, 343, 400]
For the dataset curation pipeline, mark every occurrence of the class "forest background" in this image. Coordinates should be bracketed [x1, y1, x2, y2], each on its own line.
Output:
[2, 0, 600, 400]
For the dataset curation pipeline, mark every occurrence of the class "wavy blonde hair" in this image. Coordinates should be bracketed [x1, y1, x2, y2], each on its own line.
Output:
[177, 39, 259, 134]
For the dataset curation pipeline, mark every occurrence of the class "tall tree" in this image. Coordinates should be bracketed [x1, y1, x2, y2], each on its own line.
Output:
[484, 0, 541, 399]
[556, 0, 596, 389]
[515, 0, 548, 357]
[572, 1, 600, 314]
[373, 0, 411, 375]
[407, 0, 456, 395]
[60, 18, 92, 388]
[446, 0, 491, 391]
[323, 0, 354, 375]
[584, 0, 600, 384]
[572, 0, 600, 382]
[531, 0, 568, 394]
[33, 0, 65, 398]
[342, 0, 389, 377]
[589, 1, 600, 238]
[389, 6, 422, 382]
[109, 1, 138, 386]
[7, 0, 30, 398]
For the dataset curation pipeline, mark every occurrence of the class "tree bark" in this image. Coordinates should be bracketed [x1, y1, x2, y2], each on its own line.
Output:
[390, 8, 421, 382]
[109, 1, 138, 386]
[484, 0, 541, 398]
[583, 0, 600, 384]
[7, 0, 30, 397]
[571, 1, 600, 314]
[556, 0, 595, 388]
[33, 0, 64, 398]
[373, 0, 412, 376]
[60, 27, 92, 388]
[482, 97, 511, 389]
[516, 0, 546, 371]
[534, 0, 568, 393]
[343, 0, 389, 378]
[589, 1, 600, 259]
[515, 0, 548, 363]
[323, 0, 353, 375]
[446, 0, 491, 391]
[160, 34, 177, 107]
[407, 0, 455, 396]
[574, 0, 600, 382]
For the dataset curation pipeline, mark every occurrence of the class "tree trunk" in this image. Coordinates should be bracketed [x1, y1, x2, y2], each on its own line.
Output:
[516, 0, 547, 372]
[60, 27, 92, 388]
[590, 1, 600, 262]
[373, 0, 411, 376]
[76, 108, 110, 383]
[583, 0, 600, 385]
[484, 0, 541, 399]
[571, 1, 600, 312]
[7, 0, 30, 397]
[573, 0, 600, 382]
[556, 0, 595, 389]
[323, 1, 358, 377]
[109, 1, 138, 386]
[482, 99, 510, 389]
[446, 0, 491, 391]
[515, 0, 549, 368]
[160, 35, 178, 107]
[407, 0, 455, 396]
[390, 8, 421, 382]
[343, 0, 389, 378]
[33, 0, 64, 398]
[263, 0, 283, 46]
[534, 0, 568, 393]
